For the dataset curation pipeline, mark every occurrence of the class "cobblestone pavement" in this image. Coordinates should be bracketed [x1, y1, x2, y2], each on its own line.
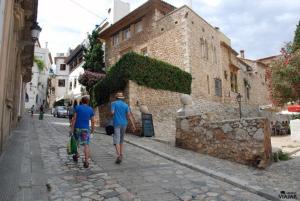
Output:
[122, 134, 300, 200]
[0, 114, 273, 201]
[44, 115, 270, 201]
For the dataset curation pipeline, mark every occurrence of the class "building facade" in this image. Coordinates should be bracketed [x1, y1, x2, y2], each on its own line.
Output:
[25, 42, 53, 110]
[0, 0, 39, 154]
[99, 0, 270, 107]
[65, 45, 85, 101]
[54, 53, 69, 102]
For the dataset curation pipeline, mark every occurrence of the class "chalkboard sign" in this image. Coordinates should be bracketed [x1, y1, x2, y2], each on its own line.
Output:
[142, 113, 155, 137]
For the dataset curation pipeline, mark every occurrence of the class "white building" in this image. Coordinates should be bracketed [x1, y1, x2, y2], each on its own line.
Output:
[65, 45, 85, 100]
[54, 53, 69, 102]
[25, 42, 53, 109]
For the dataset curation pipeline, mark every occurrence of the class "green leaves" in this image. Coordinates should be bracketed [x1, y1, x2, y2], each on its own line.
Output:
[83, 30, 105, 73]
[292, 20, 300, 52]
[92, 52, 192, 106]
[270, 50, 300, 105]
[34, 56, 45, 72]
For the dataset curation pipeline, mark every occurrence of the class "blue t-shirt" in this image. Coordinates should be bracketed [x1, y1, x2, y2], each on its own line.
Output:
[111, 100, 130, 127]
[74, 105, 94, 129]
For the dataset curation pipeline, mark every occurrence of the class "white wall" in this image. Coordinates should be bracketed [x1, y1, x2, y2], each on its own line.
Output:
[67, 62, 85, 99]
[108, 0, 130, 24]
[25, 45, 52, 109]
[54, 57, 68, 100]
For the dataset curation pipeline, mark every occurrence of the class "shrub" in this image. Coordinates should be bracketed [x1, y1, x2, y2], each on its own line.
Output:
[92, 52, 192, 106]
[78, 70, 106, 91]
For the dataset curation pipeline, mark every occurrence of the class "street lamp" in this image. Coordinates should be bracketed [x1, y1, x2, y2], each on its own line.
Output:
[31, 22, 42, 42]
[236, 93, 242, 119]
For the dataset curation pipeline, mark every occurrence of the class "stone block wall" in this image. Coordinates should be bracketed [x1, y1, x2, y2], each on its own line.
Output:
[97, 81, 183, 139]
[176, 115, 272, 168]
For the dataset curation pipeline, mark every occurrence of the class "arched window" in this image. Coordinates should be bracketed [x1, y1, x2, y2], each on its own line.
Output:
[36, 94, 39, 104]
[25, 93, 29, 102]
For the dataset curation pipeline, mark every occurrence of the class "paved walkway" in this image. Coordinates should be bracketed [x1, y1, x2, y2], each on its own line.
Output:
[114, 131, 300, 201]
[0, 114, 272, 201]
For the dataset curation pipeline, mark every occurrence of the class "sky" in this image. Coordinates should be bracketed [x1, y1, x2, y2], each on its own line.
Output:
[37, 0, 300, 60]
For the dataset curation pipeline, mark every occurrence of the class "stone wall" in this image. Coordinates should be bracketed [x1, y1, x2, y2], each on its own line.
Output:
[176, 115, 272, 168]
[97, 81, 183, 139]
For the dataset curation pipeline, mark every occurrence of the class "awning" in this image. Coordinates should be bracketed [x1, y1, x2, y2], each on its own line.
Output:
[288, 105, 300, 112]
[276, 110, 300, 115]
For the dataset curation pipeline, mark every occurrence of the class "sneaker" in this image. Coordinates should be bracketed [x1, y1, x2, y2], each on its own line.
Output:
[115, 157, 121, 164]
[72, 154, 78, 162]
[83, 161, 89, 168]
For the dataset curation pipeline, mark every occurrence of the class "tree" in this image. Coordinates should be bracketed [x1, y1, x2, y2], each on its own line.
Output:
[292, 20, 300, 52]
[83, 30, 105, 72]
[267, 49, 300, 105]
[267, 21, 300, 105]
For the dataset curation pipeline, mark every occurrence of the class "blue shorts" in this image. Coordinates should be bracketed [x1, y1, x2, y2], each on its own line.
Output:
[74, 128, 90, 145]
[113, 126, 126, 145]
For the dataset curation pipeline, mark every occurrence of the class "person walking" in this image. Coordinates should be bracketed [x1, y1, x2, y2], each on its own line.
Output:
[39, 105, 44, 120]
[111, 92, 136, 164]
[71, 96, 95, 168]
[30, 105, 34, 117]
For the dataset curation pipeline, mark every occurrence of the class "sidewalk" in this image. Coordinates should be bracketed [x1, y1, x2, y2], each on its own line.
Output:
[96, 128, 299, 201]
[0, 116, 48, 201]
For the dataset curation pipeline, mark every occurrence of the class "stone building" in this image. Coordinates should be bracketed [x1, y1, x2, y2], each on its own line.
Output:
[25, 41, 53, 110]
[98, 0, 271, 139]
[0, 0, 39, 154]
[99, 0, 270, 107]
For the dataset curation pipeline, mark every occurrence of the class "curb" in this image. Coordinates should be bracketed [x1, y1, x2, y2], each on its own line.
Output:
[124, 138, 280, 201]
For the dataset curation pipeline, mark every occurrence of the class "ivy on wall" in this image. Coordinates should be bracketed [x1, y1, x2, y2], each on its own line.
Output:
[91, 52, 192, 106]
[34, 56, 45, 72]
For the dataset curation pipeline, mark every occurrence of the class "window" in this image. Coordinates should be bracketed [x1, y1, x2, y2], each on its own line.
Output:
[213, 46, 217, 64]
[246, 86, 250, 100]
[135, 20, 143, 33]
[112, 33, 119, 46]
[207, 75, 210, 94]
[214, 78, 222, 97]
[69, 82, 72, 90]
[205, 40, 209, 60]
[74, 78, 77, 88]
[230, 72, 238, 92]
[58, 79, 65, 87]
[141, 47, 148, 56]
[244, 79, 250, 100]
[200, 38, 205, 58]
[224, 71, 228, 80]
[25, 93, 29, 102]
[123, 27, 131, 40]
[60, 64, 66, 71]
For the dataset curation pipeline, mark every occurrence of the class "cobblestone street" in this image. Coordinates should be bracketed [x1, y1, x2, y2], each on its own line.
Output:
[0, 114, 274, 201]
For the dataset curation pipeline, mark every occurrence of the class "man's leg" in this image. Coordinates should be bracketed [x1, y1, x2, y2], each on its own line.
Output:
[113, 126, 122, 163]
[119, 126, 126, 160]
[84, 144, 90, 162]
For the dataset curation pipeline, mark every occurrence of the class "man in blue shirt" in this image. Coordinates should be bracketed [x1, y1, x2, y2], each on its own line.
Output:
[71, 96, 95, 168]
[111, 92, 136, 164]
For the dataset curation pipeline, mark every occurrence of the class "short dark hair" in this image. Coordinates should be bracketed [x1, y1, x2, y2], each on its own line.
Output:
[81, 96, 89, 104]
